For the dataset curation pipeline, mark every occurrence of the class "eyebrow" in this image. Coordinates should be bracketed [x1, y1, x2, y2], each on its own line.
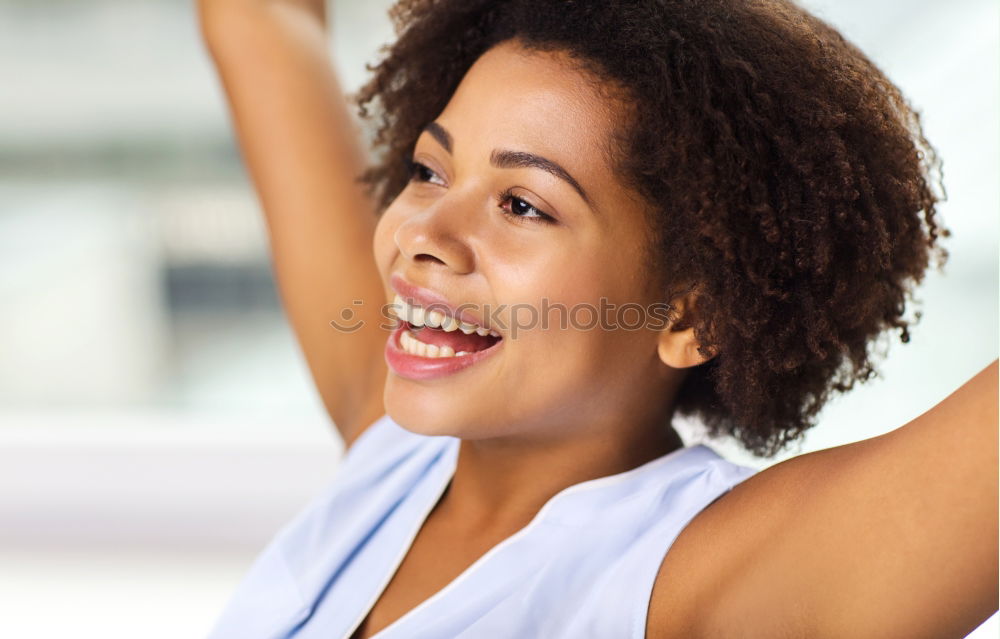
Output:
[421, 121, 592, 206]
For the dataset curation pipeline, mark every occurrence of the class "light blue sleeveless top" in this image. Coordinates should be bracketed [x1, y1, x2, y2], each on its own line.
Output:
[206, 414, 756, 639]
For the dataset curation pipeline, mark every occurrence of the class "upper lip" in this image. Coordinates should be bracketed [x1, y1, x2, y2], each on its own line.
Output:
[389, 273, 495, 333]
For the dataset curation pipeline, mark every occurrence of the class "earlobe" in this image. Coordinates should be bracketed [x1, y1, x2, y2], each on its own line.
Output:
[655, 291, 717, 369]
[657, 327, 716, 369]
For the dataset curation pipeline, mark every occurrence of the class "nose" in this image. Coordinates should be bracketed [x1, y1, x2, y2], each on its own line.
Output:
[393, 198, 476, 275]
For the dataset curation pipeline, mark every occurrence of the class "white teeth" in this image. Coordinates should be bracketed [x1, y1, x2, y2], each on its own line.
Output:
[390, 294, 405, 320]
[399, 329, 471, 359]
[425, 310, 445, 329]
[410, 305, 425, 327]
[393, 293, 500, 339]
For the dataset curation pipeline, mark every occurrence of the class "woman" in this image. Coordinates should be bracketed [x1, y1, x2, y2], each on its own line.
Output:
[197, 0, 998, 637]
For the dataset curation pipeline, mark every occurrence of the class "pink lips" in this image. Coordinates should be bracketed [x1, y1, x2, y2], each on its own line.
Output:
[384, 323, 503, 380]
[389, 273, 491, 331]
[384, 273, 503, 380]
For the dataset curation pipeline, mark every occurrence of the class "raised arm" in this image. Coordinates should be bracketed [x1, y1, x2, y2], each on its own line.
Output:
[651, 359, 998, 639]
[197, 0, 387, 446]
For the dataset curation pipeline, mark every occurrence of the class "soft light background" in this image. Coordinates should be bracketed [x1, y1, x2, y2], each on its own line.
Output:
[0, 0, 995, 637]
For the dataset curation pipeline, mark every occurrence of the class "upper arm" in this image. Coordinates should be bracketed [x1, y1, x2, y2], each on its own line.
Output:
[797, 358, 998, 638]
[198, 0, 388, 446]
[649, 360, 998, 639]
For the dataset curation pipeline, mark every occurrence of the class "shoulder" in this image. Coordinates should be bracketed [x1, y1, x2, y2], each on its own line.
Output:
[338, 412, 430, 472]
[644, 440, 874, 639]
[279, 413, 455, 545]
[206, 414, 458, 637]
[650, 363, 1000, 638]
[328, 412, 459, 503]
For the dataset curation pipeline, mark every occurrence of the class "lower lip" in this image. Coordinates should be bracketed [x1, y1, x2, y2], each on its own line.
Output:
[384, 322, 503, 381]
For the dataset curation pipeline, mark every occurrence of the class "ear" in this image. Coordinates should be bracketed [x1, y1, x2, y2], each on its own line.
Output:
[656, 288, 718, 369]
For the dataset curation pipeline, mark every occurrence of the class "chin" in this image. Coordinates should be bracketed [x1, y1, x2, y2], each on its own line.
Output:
[383, 375, 469, 438]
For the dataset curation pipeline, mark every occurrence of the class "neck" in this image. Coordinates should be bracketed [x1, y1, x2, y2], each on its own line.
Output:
[433, 404, 683, 534]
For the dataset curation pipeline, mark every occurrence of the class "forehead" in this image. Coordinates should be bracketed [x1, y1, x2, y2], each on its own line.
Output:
[433, 40, 620, 177]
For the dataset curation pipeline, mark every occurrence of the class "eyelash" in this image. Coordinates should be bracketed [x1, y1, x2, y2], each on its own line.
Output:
[405, 158, 556, 224]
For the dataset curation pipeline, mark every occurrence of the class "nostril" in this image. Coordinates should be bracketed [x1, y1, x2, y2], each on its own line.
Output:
[415, 253, 446, 265]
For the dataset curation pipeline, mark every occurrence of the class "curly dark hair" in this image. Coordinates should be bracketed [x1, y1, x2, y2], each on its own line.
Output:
[353, 0, 950, 456]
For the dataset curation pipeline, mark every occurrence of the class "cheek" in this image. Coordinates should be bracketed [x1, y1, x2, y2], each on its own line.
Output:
[509, 250, 654, 366]
[372, 206, 403, 278]
[498, 257, 614, 355]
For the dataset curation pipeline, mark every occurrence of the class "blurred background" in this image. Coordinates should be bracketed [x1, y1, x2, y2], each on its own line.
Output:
[0, 0, 995, 637]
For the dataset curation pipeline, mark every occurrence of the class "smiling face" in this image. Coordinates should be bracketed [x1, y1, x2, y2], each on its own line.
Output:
[373, 39, 688, 443]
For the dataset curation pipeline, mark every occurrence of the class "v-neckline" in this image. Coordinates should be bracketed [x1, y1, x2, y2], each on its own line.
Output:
[339, 436, 698, 639]
[339, 441, 459, 639]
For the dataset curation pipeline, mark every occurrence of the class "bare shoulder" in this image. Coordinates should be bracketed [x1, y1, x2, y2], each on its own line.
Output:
[645, 444, 844, 638]
[648, 361, 998, 639]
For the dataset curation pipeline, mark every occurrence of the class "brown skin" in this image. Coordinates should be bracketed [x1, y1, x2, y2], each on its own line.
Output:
[359, 43, 701, 638]
[374, 41, 702, 527]
[356, 0, 955, 460]
[198, 2, 998, 638]
[651, 360, 998, 639]
[197, 0, 388, 439]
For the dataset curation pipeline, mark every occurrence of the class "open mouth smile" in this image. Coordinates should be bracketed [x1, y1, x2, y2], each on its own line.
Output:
[384, 295, 504, 380]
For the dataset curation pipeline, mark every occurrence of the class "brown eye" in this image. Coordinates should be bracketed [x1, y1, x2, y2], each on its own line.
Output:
[497, 187, 555, 223]
[405, 158, 446, 186]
